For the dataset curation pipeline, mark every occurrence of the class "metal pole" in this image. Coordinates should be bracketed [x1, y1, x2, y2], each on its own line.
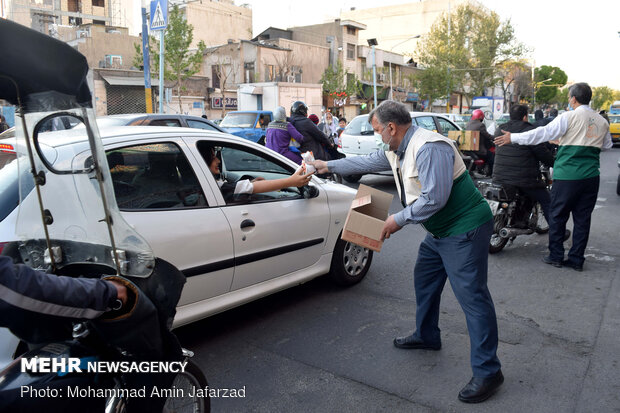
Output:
[447, 0, 451, 113]
[372, 44, 377, 109]
[159, 29, 164, 113]
[389, 61, 393, 100]
[141, 8, 153, 113]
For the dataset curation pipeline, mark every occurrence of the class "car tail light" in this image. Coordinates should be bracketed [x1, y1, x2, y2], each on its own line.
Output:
[0, 143, 15, 153]
[0, 242, 7, 255]
[474, 159, 485, 166]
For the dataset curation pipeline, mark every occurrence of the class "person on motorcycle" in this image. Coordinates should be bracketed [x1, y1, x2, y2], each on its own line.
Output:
[466, 109, 495, 172]
[289, 101, 334, 161]
[0, 255, 127, 327]
[492, 104, 555, 224]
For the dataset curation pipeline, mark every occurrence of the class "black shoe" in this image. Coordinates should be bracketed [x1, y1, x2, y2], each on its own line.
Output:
[458, 370, 504, 403]
[393, 334, 441, 350]
[562, 260, 583, 272]
[542, 255, 562, 268]
[563, 230, 571, 242]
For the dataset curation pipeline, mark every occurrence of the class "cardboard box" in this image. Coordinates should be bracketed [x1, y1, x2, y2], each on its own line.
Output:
[341, 184, 394, 252]
[448, 130, 480, 151]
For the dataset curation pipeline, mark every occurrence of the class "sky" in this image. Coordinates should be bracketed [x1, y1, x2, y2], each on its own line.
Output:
[242, 0, 620, 90]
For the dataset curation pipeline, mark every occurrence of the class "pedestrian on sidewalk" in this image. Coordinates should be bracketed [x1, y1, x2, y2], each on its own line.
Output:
[495, 82, 613, 272]
[309, 100, 503, 404]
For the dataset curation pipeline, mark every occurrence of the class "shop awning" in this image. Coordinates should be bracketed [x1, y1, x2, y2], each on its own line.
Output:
[100, 74, 159, 87]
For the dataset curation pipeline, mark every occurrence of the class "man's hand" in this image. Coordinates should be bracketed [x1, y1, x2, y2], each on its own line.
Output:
[494, 130, 512, 147]
[307, 159, 329, 174]
[380, 215, 402, 241]
[108, 280, 127, 306]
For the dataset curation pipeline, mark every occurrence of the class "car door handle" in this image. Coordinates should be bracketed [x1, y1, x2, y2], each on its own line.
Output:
[240, 219, 255, 229]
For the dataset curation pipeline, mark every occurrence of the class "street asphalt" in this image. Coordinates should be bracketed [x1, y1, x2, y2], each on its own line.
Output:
[176, 147, 620, 413]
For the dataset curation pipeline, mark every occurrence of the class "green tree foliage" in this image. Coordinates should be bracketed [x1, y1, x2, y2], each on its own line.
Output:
[134, 5, 206, 112]
[591, 86, 615, 111]
[550, 86, 569, 109]
[415, 3, 526, 108]
[320, 61, 359, 100]
[534, 65, 567, 104]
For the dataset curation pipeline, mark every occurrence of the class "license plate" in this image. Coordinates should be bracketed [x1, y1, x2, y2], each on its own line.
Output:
[486, 200, 499, 215]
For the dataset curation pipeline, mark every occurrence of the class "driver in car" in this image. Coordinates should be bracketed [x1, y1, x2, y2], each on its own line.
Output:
[204, 147, 312, 202]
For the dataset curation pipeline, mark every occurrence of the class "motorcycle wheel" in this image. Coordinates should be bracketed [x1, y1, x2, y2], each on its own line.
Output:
[489, 211, 509, 254]
[532, 203, 549, 234]
[163, 360, 211, 413]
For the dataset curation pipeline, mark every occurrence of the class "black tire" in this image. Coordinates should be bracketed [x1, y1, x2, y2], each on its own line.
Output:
[329, 238, 373, 286]
[257, 136, 265, 145]
[343, 174, 362, 183]
[532, 203, 549, 234]
[489, 211, 509, 254]
[163, 360, 210, 413]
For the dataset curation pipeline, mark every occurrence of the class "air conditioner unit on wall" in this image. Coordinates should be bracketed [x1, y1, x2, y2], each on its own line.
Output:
[378, 73, 386, 81]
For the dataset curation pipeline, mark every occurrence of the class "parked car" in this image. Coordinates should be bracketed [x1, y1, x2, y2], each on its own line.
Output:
[0, 125, 373, 367]
[609, 115, 620, 143]
[338, 112, 462, 182]
[96, 113, 224, 132]
[219, 110, 273, 144]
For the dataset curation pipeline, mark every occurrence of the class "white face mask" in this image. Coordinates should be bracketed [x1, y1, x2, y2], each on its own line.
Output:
[376, 127, 393, 151]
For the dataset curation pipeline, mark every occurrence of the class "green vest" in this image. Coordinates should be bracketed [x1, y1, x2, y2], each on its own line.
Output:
[422, 172, 492, 238]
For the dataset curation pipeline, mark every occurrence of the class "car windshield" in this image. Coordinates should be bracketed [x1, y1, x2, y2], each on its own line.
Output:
[609, 115, 620, 124]
[220, 113, 256, 128]
[344, 115, 373, 135]
[0, 143, 34, 223]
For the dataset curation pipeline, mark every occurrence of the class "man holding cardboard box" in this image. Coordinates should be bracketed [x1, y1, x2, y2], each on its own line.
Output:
[309, 101, 503, 403]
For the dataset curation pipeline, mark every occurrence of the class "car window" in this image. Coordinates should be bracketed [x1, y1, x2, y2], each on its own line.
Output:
[435, 117, 459, 137]
[107, 142, 208, 210]
[186, 119, 218, 131]
[147, 119, 182, 127]
[414, 116, 437, 132]
[257, 114, 271, 128]
[220, 113, 256, 128]
[196, 141, 301, 205]
[609, 116, 620, 124]
[343, 116, 373, 136]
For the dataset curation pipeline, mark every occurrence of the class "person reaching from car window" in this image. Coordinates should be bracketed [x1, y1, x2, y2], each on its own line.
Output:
[265, 106, 305, 164]
[204, 147, 312, 202]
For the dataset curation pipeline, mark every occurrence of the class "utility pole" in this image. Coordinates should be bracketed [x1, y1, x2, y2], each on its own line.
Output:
[368, 38, 378, 108]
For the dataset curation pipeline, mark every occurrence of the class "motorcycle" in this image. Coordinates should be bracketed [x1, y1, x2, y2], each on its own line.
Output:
[0, 20, 209, 412]
[478, 166, 551, 254]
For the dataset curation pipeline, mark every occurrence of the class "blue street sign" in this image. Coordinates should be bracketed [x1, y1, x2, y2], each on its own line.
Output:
[150, 0, 168, 31]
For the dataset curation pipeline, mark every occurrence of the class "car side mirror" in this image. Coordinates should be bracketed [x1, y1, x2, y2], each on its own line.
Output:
[302, 185, 319, 199]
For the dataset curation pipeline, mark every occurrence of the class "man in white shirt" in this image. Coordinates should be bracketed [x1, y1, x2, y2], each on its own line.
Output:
[494, 83, 612, 271]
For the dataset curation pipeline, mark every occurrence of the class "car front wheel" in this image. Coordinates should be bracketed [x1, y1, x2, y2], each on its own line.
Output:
[329, 238, 373, 286]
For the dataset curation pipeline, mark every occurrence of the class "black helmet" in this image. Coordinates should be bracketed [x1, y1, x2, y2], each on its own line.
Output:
[291, 101, 308, 117]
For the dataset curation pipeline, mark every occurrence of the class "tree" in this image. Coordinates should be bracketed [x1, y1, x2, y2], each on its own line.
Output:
[134, 5, 206, 113]
[591, 86, 615, 111]
[320, 61, 359, 108]
[534, 65, 567, 104]
[549, 86, 569, 109]
[495, 60, 528, 111]
[415, 3, 526, 110]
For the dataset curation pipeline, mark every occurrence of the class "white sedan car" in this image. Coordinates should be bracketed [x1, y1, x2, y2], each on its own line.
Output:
[0, 126, 373, 366]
